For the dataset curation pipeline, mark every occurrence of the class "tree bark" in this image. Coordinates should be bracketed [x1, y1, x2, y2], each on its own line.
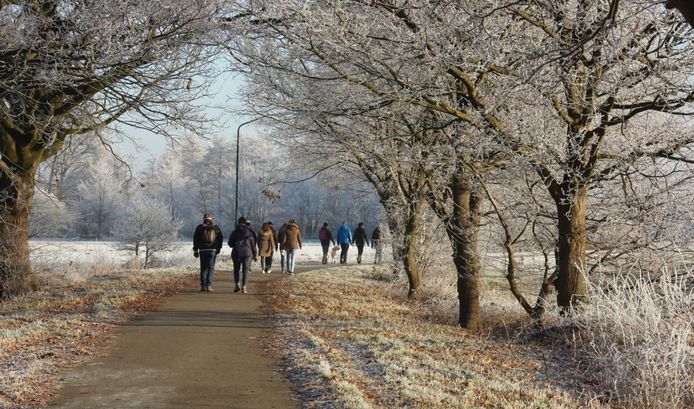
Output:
[0, 169, 38, 299]
[384, 199, 423, 298]
[447, 173, 482, 329]
[554, 187, 589, 310]
[402, 199, 422, 298]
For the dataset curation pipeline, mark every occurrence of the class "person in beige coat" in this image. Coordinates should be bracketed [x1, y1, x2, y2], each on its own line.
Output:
[257, 223, 276, 274]
[281, 219, 302, 275]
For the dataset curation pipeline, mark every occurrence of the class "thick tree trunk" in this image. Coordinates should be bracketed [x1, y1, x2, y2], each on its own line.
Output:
[555, 187, 589, 310]
[448, 173, 482, 330]
[0, 170, 38, 299]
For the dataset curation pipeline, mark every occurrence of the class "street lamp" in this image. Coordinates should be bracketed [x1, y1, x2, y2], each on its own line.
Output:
[235, 117, 261, 225]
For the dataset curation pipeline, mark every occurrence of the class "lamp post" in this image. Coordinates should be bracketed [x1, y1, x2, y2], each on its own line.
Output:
[235, 117, 261, 225]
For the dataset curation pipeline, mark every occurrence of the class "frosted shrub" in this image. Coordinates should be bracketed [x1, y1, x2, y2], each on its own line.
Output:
[577, 272, 693, 408]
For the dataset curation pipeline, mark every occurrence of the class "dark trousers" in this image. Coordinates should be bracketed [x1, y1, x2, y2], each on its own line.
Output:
[199, 250, 216, 287]
[233, 256, 252, 286]
[260, 254, 274, 272]
[340, 243, 350, 263]
[321, 242, 330, 258]
[356, 243, 365, 257]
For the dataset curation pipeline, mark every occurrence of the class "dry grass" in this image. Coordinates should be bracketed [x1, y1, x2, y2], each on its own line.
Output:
[575, 273, 694, 408]
[263, 265, 603, 409]
[0, 267, 194, 409]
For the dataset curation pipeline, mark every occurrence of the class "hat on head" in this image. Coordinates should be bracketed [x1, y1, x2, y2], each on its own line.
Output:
[323, 222, 328, 227]
[203, 213, 213, 221]
[238, 216, 247, 224]
[267, 221, 273, 225]
[358, 222, 364, 227]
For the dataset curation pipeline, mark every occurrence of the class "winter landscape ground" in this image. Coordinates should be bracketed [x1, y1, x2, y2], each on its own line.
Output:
[1, 241, 690, 408]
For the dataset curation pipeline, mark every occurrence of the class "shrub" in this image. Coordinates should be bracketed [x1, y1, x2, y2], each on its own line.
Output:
[576, 271, 693, 408]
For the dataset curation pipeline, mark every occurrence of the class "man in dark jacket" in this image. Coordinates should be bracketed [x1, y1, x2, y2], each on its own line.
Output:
[353, 222, 369, 264]
[228, 216, 257, 294]
[193, 213, 223, 292]
[277, 222, 288, 273]
[318, 223, 335, 265]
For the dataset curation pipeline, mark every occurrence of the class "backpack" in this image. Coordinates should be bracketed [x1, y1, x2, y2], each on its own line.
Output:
[200, 224, 217, 246]
[319, 228, 329, 241]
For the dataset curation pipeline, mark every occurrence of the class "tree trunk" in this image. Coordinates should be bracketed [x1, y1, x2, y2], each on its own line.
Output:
[447, 173, 482, 330]
[402, 199, 422, 297]
[555, 187, 589, 310]
[0, 170, 38, 299]
[384, 199, 423, 298]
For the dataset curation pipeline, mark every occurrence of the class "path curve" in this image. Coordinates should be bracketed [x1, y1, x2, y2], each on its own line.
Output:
[48, 269, 303, 409]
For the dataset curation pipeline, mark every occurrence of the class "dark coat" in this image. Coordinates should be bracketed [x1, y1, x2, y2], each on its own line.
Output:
[228, 224, 257, 259]
[371, 227, 383, 242]
[278, 223, 288, 250]
[353, 226, 369, 246]
[371, 227, 384, 247]
[318, 227, 335, 246]
[193, 222, 223, 252]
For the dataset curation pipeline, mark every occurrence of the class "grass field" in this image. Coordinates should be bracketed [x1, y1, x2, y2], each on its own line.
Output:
[262, 266, 605, 409]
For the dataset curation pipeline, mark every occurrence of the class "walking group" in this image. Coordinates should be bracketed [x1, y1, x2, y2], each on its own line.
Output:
[192, 214, 302, 293]
[318, 221, 384, 265]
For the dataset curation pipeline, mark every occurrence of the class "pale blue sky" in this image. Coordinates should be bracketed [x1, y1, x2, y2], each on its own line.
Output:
[113, 71, 258, 169]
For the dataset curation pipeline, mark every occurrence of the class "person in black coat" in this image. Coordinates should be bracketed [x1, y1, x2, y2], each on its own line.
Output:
[192, 213, 223, 292]
[318, 223, 336, 264]
[353, 222, 369, 264]
[228, 217, 257, 293]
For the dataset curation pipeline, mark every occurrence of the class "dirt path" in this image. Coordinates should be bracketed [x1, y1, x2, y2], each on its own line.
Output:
[47, 269, 301, 409]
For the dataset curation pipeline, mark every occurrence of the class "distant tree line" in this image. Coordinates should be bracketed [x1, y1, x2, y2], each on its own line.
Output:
[31, 132, 383, 242]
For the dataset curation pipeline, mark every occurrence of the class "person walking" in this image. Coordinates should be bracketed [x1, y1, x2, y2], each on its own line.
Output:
[258, 222, 276, 274]
[277, 222, 288, 273]
[192, 213, 223, 292]
[228, 216, 257, 294]
[266, 221, 278, 273]
[371, 225, 384, 264]
[336, 221, 352, 264]
[281, 219, 302, 275]
[318, 223, 335, 264]
[353, 222, 369, 264]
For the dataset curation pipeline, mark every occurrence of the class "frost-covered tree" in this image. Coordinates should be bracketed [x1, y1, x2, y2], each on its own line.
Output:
[28, 191, 74, 238]
[0, 0, 235, 297]
[114, 193, 182, 268]
[494, 1, 694, 309]
[74, 156, 126, 239]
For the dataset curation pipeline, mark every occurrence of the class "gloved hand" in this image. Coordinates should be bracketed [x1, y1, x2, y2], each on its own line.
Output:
[193, 251, 199, 258]
[215, 249, 220, 255]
